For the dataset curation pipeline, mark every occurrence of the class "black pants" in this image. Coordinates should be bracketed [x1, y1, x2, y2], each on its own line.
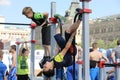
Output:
[17, 74, 29, 80]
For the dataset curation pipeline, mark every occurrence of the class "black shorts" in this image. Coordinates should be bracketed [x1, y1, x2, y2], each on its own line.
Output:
[41, 26, 51, 45]
[17, 74, 29, 80]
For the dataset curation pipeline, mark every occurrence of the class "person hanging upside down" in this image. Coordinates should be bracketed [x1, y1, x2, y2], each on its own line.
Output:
[41, 14, 82, 77]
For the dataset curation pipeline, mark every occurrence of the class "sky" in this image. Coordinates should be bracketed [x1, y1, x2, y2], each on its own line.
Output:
[0, 0, 120, 24]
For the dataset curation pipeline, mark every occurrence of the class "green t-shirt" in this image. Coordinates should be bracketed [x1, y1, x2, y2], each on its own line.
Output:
[17, 55, 29, 75]
[33, 12, 44, 20]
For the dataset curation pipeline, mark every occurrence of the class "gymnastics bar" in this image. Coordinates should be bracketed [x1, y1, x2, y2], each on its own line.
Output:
[80, 0, 92, 80]
[0, 22, 30, 26]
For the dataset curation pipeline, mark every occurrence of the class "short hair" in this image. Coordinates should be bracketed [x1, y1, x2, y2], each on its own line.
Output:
[22, 48, 27, 54]
[43, 69, 55, 77]
[92, 42, 98, 49]
[10, 45, 16, 51]
[0, 50, 3, 57]
[117, 40, 120, 45]
[22, 7, 33, 15]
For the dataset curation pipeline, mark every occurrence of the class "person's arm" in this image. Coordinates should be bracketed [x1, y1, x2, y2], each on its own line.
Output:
[19, 42, 24, 56]
[25, 42, 29, 56]
[4, 76, 7, 80]
[102, 53, 109, 63]
[107, 68, 115, 74]
[43, 12, 48, 20]
[60, 31, 76, 56]
[11, 53, 16, 68]
[111, 52, 115, 63]
[40, 12, 49, 27]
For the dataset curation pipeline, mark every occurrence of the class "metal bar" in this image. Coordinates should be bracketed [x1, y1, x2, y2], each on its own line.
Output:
[16, 38, 21, 77]
[51, 2, 56, 80]
[30, 27, 35, 80]
[82, 1, 90, 80]
[0, 22, 30, 26]
[116, 58, 120, 80]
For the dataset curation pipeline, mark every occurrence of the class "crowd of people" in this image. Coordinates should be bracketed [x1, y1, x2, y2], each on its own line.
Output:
[0, 6, 119, 80]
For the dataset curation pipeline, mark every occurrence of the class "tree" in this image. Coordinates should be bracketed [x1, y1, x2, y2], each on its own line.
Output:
[97, 39, 106, 49]
[107, 39, 118, 49]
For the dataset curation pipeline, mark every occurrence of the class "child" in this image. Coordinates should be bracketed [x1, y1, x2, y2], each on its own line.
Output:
[0, 50, 7, 80]
[42, 14, 82, 77]
[22, 7, 51, 61]
[8, 45, 17, 80]
[17, 42, 30, 80]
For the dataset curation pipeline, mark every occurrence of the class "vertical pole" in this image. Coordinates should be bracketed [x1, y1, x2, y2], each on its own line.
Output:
[78, 57, 83, 80]
[80, 0, 91, 80]
[30, 24, 36, 80]
[115, 58, 120, 80]
[51, 2, 56, 56]
[15, 38, 21, 76]
[50, 2, 56, 80]
[51, 2, 56, 17]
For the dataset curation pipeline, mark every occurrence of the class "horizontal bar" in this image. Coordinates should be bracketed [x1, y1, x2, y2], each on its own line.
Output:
[0, 22, 31, 26]
[80, 0, 91, 2]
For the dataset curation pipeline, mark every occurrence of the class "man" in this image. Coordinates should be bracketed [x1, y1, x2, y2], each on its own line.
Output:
[111, 40, 120, 63]
[90, 42, 109, 80]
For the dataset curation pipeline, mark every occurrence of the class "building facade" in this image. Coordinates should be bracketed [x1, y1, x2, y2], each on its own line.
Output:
[90, 14, 120, 44]
[0, 16, 30, 49]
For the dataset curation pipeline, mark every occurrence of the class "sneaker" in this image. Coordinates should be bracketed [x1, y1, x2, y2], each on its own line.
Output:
[39, 56, 51, 68]
[76, 8, 82, 20]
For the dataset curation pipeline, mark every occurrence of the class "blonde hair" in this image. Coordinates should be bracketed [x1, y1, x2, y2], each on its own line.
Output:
[22, 7, 33, 15]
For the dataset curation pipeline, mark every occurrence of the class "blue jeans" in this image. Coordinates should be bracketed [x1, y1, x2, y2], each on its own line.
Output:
[56, 68, 65, 80]
[90, 67, 99, 80]
[66, 63, 79, 80]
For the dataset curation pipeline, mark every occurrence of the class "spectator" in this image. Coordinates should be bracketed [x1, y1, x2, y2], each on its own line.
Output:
[17, 42, 30, 80]
[0, 50, 7, 80]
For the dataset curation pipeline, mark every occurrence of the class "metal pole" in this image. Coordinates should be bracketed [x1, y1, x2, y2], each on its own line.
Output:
[16, 38, 21, 77]
[78, 57, 83, 80]
[30, 27, 35, 80]
[51, 2, 56, 17]
[51, 1, 56, 57]
[81, 1, 90, 80]
[51, 2, 56, 80]
[0, 22, 30, 26]
[115, 58, 120, 80]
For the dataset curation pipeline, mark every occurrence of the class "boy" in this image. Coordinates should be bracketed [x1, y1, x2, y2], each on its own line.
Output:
[0, 50, 7, 80]
[17, 42, 30, 80]
[8, 45, 17, 80]
[22, 7, 51, 61]
[42, 14, 82, 77]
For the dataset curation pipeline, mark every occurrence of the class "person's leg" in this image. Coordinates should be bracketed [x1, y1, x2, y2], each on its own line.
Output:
[56, 68, 64, 80]
[66, 20, 81, 34]
[90, 68, 97, 80]
[66, 66, 73, 80]
[54, 26, 66, 49]
[23, 74, 29, 80]
[17, 75, 23, 80]
[75, 63, 79, 80]
[41, 26, 51, 57]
